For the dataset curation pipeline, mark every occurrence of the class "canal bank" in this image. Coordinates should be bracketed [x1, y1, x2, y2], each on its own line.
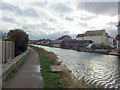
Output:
[36, 44, 120, 56]
[78, 49, 119, 57]
[29, 45, 87, 88]
[33, 45, 120, 89]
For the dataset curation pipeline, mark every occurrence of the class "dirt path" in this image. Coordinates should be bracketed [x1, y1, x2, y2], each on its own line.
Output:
[3, 48, 44, 88]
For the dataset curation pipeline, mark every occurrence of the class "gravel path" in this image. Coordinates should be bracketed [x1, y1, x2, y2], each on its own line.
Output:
[3, 48, 44, 88]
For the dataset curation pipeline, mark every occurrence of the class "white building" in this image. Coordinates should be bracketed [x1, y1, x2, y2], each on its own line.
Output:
[0, 32, 2, 64]
[108, 36, 114, 48]
[76, 34, 84, 40]
[116, 22, 120, 50]
[76, 30, 109, 45]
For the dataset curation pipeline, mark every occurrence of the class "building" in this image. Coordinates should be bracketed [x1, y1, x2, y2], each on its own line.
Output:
[0, 32, 2, 40]
[49, 40, 61, 48]
[76, 34, 85, 40]
[76, 30, 109, 45]
[61, 40, 93, 50]
[116, 21, 120, 52]
[58, 35, 72, 41]
[108, 35, 114, 48]
[0, 32, 2, 64]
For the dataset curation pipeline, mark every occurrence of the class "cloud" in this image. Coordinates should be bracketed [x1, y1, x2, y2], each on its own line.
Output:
[65, 16, 74, 21]
[78, 22, 89, 27]
[51, 2, 72, 14]
[33, 2, 47, 7]
[2, 16, 15, 23]
[1, 1, 118, 40]
[80, 15, 97, 21]
[1, 1, 39, 17]
[107, 21, 118, 26]
[29, 30, 69, 40]
[48, 17, 57, 23]
[106, 29, 117, 37]
[77, 2, 118, 16]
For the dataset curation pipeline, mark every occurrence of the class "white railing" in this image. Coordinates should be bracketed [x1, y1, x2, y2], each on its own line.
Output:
[2, 47, 29, 82]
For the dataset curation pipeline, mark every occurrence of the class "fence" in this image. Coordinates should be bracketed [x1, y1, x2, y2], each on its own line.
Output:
[1, 41, 15, 64]
[2, 48, 29, 82]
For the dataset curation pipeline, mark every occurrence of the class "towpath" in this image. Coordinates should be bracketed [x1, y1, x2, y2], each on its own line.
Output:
[3, 48, 44, 88]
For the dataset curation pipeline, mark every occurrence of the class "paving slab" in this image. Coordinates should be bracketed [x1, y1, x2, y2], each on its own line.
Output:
[51, 65, 67, 73]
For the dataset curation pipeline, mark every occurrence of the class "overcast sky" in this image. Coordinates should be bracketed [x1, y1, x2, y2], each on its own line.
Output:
[0, 0, 119, 40]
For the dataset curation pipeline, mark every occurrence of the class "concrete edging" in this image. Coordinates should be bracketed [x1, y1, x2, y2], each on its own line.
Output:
[2, 47, 30, 82]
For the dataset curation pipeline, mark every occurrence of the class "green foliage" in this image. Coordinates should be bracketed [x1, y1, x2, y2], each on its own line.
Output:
[7, 29, 29, 56]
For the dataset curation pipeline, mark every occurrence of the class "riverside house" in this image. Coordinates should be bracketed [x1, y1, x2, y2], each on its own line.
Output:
[61, 40, 92, 50]
[116, 21, 120, 52]
[49, 40, 61, 48]
[76, 30, 109, 45]
[108, 35, 114, 48]
[49, 35, 72, 48]
[0, 32, 2, 64]
[58, 35, 72, 41]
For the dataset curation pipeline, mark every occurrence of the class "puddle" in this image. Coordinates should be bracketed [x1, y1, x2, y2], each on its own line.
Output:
[35, 65, 41, 72]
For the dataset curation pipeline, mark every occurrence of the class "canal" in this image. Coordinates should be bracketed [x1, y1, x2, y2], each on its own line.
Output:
[34, 45, 120, 88]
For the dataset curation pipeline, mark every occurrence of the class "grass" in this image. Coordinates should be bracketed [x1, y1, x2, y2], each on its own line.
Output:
[29, 45, 88, 88]
[29, 45, 64, 88]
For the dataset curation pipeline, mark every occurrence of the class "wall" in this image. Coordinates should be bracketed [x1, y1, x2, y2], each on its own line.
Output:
[76, 32, 109, 45]
[53, 44, 61, 48]
[118, 27, 120, 35]
[80, 34, 108, 45]
[118, 27, 120, 50]
[76, 37, 84, 40]
[84, 36, 103, 44]
[0, 33, 2, 88]
[108, 37, 114, 47]
[0, 41, 2, 64]
[102, 32, 109, 45]
[0, 38, 2, 64]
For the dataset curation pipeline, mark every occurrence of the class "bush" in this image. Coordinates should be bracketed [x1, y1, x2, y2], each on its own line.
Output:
[7, 29, 28, 56]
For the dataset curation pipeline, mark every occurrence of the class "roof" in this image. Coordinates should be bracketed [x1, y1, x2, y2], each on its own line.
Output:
[58, 35, 71, 40]
[62, 40, 93, 43]
[50, 40, 61, 44]
[108, 35, 113, 38]
[116, 35, 120, 40]
[76, 34, 85, 37]
[85, 30, 105, 36]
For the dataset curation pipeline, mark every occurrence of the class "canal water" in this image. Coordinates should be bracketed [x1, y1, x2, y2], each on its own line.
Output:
[34, 45, 120, 88]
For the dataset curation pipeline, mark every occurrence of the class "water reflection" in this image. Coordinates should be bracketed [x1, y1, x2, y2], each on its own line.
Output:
[34, 45, 120, 88]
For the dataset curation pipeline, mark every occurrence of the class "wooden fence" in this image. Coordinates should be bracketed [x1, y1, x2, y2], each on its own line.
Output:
[1, 41, 15, 64]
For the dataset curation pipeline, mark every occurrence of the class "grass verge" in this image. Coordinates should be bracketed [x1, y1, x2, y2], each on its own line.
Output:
[29, 45, 64, 88]
[29, 45, 88, 88]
